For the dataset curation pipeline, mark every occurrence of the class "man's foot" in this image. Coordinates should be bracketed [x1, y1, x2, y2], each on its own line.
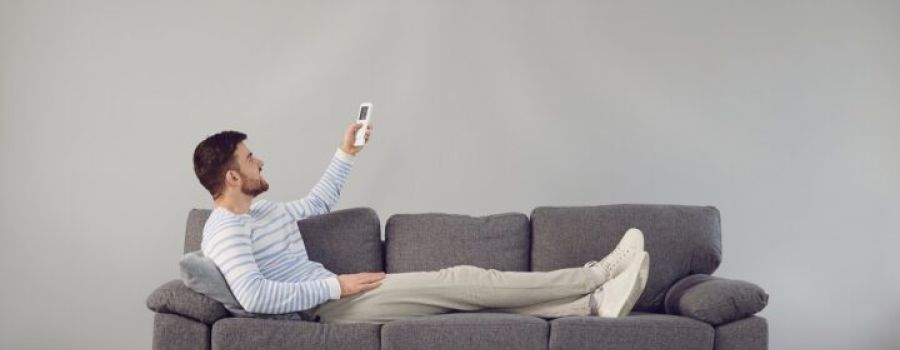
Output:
[637, 249, 650, 291]
[591, 251, 649, 318]
[584, 228, 644, 282]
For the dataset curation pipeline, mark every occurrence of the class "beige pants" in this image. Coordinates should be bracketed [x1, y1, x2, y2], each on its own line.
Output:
[305, 265, 603, 324]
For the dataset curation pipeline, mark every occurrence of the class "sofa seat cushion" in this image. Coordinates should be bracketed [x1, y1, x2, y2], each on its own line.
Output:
[381, 312, 549, 350]
[211, 317, 381, 350]
[549, 312, 714, 350]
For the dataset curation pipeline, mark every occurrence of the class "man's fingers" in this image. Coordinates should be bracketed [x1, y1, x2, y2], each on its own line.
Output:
[359, 274, 385, 284]
[346, 124, 360, 136]
[359, 281, 382, 292]
[348, 272, 383, 283]
[341, 272, 385, 295]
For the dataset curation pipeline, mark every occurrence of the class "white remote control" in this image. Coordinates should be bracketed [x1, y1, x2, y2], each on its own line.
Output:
[354, 102, 372, 146]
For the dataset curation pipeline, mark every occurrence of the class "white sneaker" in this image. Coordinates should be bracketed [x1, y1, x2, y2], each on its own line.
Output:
[637, 250, 650, 292]
[584, 228, 644, 281]
[595, 251, 649, 318]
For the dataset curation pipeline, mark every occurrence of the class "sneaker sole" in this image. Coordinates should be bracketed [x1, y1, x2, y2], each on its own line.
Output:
[619, 252, 649, 317]
[637, 251, 650, 291]
[601, 252, 649, 318]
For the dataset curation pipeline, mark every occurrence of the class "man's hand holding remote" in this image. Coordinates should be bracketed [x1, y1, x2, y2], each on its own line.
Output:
[340, 122, 373, 156]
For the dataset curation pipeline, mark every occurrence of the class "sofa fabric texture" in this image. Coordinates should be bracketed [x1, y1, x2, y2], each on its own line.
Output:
[381, 313, 548, 350]
[548, 312, 715, 350]
[153, 313, 210, 350]
[664, 274, 770, 326]
[530, 204, 723, 312]
[714, 316, 769, 350]
[212, 317, 381, 350]
[296, 207, 384, 274]
[148, 204, 768, 350]
[184, 208, 209, 253]
[385, 212, 531, 273]
[146, 279, 229, 325]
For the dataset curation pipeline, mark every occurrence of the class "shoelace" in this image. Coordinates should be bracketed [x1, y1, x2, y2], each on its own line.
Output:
[584, 247, 634, 276]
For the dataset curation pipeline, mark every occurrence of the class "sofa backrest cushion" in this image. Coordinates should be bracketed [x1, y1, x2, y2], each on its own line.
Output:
[184, 208, 209, 253]
[385, 212, 530, 273]
[295, 207, 384, 274]
[530, 204, 722, 312]
[183, 206, 383, 274]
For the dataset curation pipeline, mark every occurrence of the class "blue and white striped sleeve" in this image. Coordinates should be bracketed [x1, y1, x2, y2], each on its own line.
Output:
[283, 148, 355, 221]
[202, 223, 336, 313]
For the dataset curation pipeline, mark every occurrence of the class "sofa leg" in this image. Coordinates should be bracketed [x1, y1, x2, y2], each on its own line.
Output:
[714, 316, 767, 350]
[153, 313, 210, 350]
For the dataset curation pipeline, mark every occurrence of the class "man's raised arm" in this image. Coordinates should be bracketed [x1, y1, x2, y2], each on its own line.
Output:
[282, 148, 354, 221]
[283, 122, 371, 221]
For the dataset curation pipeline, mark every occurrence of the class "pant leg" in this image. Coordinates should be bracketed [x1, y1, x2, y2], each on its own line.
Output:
[489, 294, 593, 318]
[309, 264, 603, 324]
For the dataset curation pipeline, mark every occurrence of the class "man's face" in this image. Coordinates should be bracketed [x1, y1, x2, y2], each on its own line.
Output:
[230, 142, 268, 197]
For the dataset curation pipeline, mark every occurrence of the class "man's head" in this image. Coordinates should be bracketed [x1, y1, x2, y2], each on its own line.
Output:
[193, 131, 268, 200]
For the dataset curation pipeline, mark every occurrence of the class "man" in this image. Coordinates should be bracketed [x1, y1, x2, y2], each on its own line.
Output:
[192, 123, 650, 324]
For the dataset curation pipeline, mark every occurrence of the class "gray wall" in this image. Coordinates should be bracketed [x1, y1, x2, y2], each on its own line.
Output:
[1, 1, 898, 349]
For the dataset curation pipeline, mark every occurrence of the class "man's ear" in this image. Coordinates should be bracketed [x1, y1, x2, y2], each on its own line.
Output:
[225, 169, 240, 185]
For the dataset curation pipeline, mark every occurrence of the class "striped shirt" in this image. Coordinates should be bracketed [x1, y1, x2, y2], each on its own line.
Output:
[201, 148, 354, 314]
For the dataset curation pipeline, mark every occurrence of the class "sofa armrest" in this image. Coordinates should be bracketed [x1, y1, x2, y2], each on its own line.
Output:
[664, 274, 769, 326]
[147, 279, 230, 325]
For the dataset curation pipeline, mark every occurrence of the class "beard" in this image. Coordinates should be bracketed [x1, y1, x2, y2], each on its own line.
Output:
[240, 173, 269, 197]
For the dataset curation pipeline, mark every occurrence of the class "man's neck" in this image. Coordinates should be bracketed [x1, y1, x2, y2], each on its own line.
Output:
[214, 193, 253, 215]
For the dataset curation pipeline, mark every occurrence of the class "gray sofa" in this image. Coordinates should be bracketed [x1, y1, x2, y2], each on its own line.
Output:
[147, 204, 769, 350]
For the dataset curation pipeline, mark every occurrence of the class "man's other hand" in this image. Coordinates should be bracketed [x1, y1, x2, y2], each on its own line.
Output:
[340, 122, 373, 156]
[337, 272, 385, 297]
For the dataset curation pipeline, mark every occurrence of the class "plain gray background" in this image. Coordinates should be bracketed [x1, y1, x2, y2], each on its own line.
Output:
[1, 0, 898, 349]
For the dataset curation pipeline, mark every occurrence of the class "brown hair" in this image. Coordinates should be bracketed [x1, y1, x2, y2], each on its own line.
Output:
[193, 131, 246, 199]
